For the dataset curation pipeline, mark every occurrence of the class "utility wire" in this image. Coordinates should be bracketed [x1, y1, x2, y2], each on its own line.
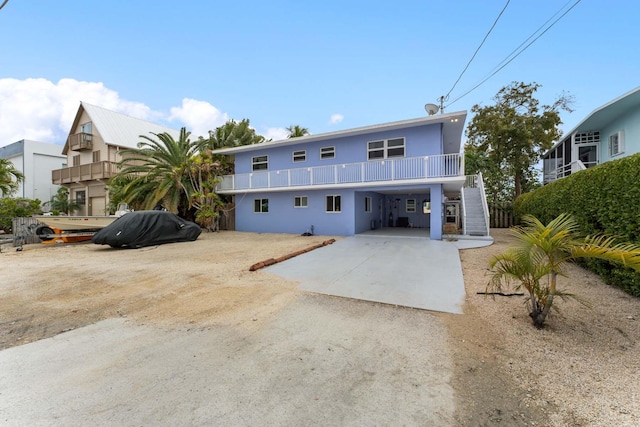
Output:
[445, 0, 582, 109]
[0, 0, 9, 11]
[443, 0, 511, 103]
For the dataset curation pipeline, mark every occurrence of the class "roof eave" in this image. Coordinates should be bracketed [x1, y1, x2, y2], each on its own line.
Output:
[212, 111, 467, 155]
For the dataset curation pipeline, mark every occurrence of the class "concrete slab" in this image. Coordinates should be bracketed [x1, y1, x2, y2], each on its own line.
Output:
[0, 297, 455, 426]
[266, 234, 489, 314]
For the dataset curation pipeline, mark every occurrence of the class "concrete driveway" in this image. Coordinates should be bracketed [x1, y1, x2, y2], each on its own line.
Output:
[267, 233, 492, 314]
[0, 296, 455, 426]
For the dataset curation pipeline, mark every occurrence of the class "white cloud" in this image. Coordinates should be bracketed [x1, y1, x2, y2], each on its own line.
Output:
[168, 98, 229, 139]
[0, 78, 231, 148]
[264, 127, 289, 141]
[329, 113, 344, 124]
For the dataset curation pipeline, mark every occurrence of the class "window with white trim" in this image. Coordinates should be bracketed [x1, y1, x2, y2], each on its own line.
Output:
[365, 197, 372, 213]
[293, 150, 306, 162]
[609, 131, 624, 157]
[76, 190, 86, 206]
[367, 137, 405, 160]
[406, 199, 416, 213]
[326, 195, 341, 212]
[320, 146, 335, 159]
[252, 155, 268, 171]
[294, 196, 308, 208]
[254, 198, 269, 213]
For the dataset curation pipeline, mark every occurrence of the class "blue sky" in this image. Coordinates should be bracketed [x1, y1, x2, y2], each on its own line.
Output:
[1, 0, 639, 147]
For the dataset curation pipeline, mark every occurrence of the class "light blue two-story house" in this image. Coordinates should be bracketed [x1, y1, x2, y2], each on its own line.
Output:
[543, 86, 640, 184]
[214, 111, 490, 239]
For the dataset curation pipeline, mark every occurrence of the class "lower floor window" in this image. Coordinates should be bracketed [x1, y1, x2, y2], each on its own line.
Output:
[75, 190, 86, 205]
[294, 196, 308, 208]
[326, 195, 341, 212]
[254, 198, 269, 213]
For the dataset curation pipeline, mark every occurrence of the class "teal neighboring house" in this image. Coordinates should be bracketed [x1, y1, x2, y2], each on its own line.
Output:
[542, 86, 640, 184]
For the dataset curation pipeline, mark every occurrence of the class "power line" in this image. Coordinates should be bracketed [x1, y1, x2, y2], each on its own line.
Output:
[445, 0, 582, 109]
[0, 0, 9, 11]
[443, 0, 511, 103]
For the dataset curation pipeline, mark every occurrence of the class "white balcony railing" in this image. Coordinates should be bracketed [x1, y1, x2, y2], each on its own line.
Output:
[217, 154, 462, 192]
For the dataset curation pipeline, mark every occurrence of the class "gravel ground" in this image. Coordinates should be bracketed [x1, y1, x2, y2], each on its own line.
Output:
[449, 228, 640, 426]
[1, 229, 639, 426]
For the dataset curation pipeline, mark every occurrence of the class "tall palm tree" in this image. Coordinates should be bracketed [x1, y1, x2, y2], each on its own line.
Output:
[488, 213, 640, 328]
[117, 128, 197, 213]
[286, 125, 309, 138]
[0, 158, 24, 196]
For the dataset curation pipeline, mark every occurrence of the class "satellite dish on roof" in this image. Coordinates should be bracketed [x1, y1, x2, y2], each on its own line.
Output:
[424, 103, 439, 115]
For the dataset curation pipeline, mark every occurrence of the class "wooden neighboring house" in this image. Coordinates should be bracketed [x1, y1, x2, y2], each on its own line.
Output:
[542, 86, 640, 184]
[212, 111, 491, 239]
[52, 102, 179, 215]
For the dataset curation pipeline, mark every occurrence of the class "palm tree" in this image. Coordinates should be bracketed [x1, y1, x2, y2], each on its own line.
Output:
[201, 119, 266, 151]
[0, 158, 24, 196]
[286, 125, 309, 138]
[117, 128, 197, 213]
[488, 213, 640, 328]
[47, 187, 80, 215]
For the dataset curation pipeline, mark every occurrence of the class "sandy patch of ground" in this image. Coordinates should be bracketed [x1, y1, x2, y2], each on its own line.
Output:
[446, 228, 640, 426]
[2, 229, 639, 425]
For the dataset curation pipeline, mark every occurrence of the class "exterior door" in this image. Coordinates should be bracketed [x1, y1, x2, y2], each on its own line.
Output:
[578, 145, 598, 168]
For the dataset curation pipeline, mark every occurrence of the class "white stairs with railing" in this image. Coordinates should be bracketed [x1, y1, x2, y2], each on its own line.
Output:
[462, 187, 489, 236]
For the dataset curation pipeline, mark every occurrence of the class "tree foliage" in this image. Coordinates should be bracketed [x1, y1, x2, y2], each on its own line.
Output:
[488, 213, 640, 328]
[197, 119, 266, 176]
[117, 127, 198, 214]
[286, 125, 310, 138]
[45, 187, 80, 215]
[465, 82, 572, 202]
[0, 158, 25, 197]
[0, 197, 41, 232]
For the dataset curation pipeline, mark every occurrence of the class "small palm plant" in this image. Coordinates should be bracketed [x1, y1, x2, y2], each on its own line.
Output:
[488, 213, 640, 328]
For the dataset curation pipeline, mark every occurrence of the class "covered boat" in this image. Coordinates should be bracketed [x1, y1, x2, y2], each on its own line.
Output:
[91, 210, 201, 248]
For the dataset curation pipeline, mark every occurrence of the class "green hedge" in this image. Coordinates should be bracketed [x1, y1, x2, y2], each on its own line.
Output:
[514, 153, 640, 296]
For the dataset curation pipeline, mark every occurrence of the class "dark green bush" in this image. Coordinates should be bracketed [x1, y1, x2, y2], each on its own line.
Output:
[515, 153, 640, 295]
[0, 197, 42, 232]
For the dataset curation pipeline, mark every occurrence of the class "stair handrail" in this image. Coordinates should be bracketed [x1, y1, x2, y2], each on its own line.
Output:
[477, 172, 490, 236]
[461, 186, 467, 235]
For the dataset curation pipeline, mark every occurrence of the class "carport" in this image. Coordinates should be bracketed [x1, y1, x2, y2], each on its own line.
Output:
[266, 233, 492, 314]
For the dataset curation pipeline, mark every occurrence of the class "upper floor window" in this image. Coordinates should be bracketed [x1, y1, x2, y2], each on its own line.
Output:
[609, 131, 624, 157]
[367, 138, 405, 160]
[92, 150, 101, 163]
[80, 122, 92, 134]
[252, 155, 268, 171]
[320, 146, 335, 159]
[293, 150, 306, 162]
[73, 154, 81, 166]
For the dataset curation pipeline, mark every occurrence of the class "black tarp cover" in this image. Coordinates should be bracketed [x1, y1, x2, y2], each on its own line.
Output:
[91, 211, 201, 248]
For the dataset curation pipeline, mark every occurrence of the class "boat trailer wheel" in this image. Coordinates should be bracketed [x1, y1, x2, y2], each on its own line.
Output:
[35, 226, 55, 241]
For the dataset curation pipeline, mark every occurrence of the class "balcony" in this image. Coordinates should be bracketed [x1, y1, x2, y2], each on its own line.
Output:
[68, 132, 93, 151]
[52, 161, 119, 185]
[216, 154, 463, 193]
